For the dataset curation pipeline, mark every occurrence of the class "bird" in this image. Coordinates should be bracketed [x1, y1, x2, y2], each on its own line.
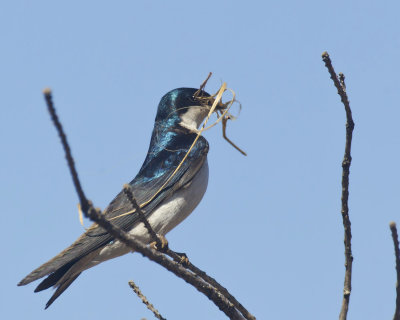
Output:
[18, 87, 223, 309]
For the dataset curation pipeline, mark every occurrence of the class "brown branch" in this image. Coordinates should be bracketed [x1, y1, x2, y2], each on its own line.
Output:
[43, 88, 90, 212]
[322, 52, 354, 320]
[128, 280, 166, 320]
[123, 165, 254, 320]
[123, 184, 162, 249]
[172, 253, 253, 320]
[43, 89, 252, 320]
[390, 222, 400, 320]
[87, 206, 244, 319]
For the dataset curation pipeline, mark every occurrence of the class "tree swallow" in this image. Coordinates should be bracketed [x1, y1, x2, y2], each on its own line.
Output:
[19, 87, 222, 308]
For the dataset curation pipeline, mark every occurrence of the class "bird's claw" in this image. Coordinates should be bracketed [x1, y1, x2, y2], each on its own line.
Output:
[150, 234, 169, 252]
[174, 252, 189, 266]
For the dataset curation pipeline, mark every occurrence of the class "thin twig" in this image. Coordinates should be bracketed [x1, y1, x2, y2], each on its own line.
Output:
[322, 52, 355, 320]
[390, 222, 400, 320]
[123, 184, 162, 249]
[321, 53, 353, 128]
[43, 88, 90, 211]
[128, 280, 166, 320]
[43, 89, 251, 320]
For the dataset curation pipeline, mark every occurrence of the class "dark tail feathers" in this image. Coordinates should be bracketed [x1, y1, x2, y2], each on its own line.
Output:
[20, 258, 81, 309]
[45, 273, 81, 309]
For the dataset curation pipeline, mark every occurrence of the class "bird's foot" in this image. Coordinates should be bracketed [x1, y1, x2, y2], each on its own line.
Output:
[150, 234, 169, 252]
[174, 252, 190, 266]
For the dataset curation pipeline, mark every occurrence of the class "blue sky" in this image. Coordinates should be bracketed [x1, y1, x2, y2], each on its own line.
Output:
[2, 1, 400, 319]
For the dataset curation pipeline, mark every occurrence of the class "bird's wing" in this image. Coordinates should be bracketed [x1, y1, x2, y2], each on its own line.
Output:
[19, 133, 209, 286]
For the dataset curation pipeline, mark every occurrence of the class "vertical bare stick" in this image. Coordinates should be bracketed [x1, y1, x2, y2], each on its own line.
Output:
[390, 222, 400, 320]
[321, 52, 355, 320]
[128, 280, 166, 320]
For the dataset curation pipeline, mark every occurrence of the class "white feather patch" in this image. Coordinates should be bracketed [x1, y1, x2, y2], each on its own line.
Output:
[179, 105, 209, 131]
[86, 159, 209, 268]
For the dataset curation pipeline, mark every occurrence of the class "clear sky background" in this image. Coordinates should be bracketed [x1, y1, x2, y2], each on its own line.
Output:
[2, 1, 400, 319]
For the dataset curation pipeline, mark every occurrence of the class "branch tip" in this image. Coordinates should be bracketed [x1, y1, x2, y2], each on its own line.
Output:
[322, 52, 354, 320]
[43, 87, 52, 95]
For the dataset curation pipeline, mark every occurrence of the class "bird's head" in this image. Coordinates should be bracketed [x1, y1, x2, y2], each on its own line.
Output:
[155, 87, 225, 131]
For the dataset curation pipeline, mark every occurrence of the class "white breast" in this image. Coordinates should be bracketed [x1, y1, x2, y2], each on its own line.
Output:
[179, 105, 209, 131]
[91, 159, 209, 265]
[131, 158, 209, 240]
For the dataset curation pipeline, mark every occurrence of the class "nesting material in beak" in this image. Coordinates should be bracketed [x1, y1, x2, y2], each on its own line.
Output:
[193, 73, 247, 156]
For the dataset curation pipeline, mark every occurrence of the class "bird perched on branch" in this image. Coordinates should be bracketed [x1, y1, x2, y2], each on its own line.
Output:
[18, 87, 222, 308]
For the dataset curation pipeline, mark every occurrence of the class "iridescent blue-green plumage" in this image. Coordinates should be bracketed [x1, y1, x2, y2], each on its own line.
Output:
[18, 87, 212, 309]
[140, 88, 209, 178]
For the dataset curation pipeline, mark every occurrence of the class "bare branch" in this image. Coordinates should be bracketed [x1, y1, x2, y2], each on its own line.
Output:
[321, 52, 355, 320]
[128, 280, 166, 320]
[123, 184, 162, 249]
[87, 206, 244, 319]
[390, 222, 400, 320]
[123, 158, 254, 320]
[42, 89, 252, 320]
[338, 73, 346, 92]
[43, 88, 90, 212]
